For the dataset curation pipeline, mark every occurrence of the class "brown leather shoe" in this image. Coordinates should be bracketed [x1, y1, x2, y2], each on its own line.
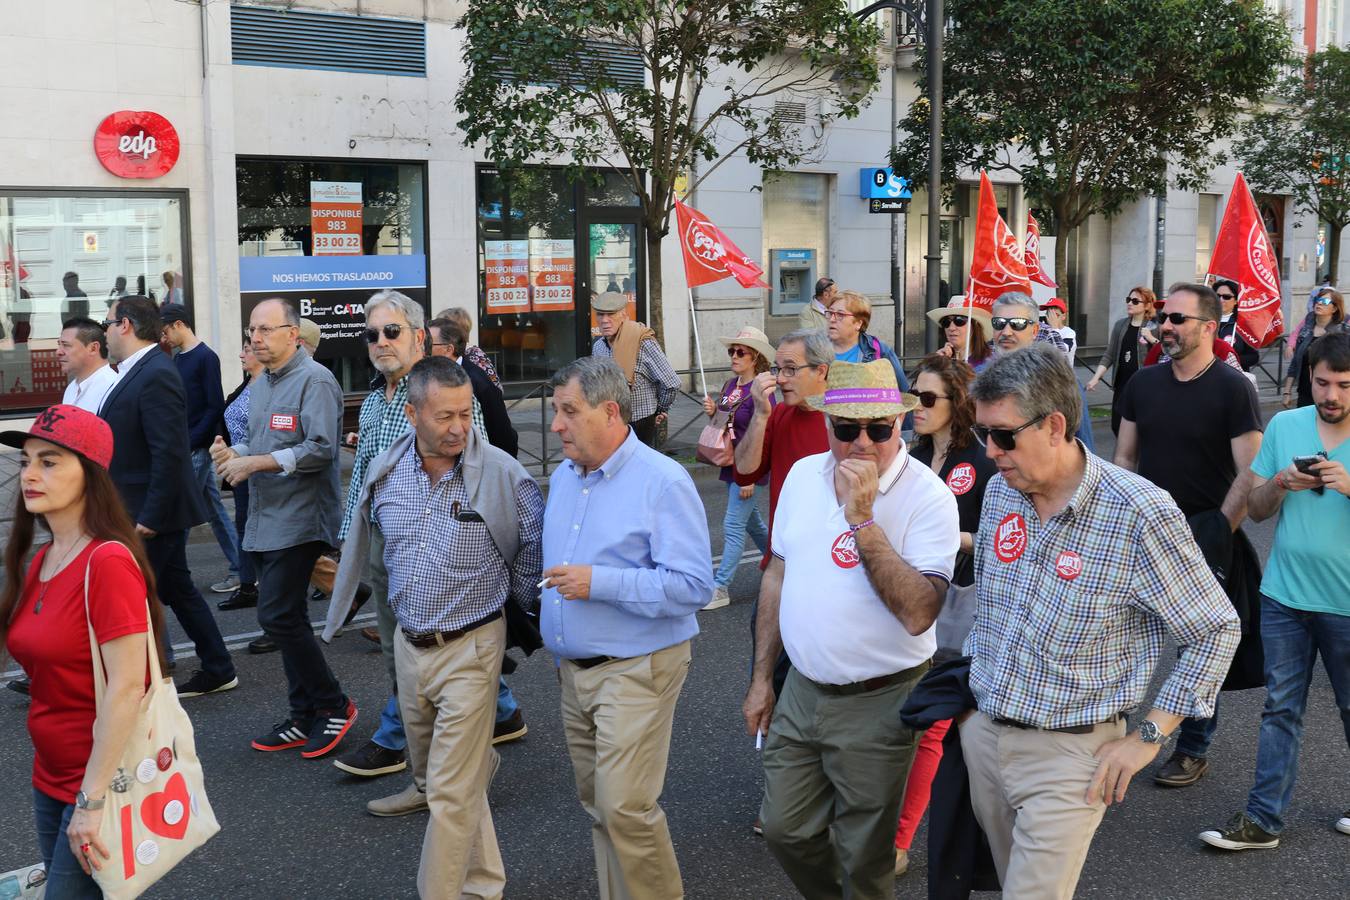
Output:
[360, 626, 381, 645]
[1154, 751, 1209, 787]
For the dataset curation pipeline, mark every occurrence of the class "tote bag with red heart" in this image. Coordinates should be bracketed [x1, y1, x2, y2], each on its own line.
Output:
[82, 542, 220, 899]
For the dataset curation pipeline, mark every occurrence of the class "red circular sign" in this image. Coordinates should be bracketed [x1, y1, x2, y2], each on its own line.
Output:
[1054, 551, 1083, 581]
[94, 111, 179, 179]
[156, 747, 173, 771]
[946, 462, 976, 496]
[830, 531, 861, 569]
[993, 513, 1027, 563]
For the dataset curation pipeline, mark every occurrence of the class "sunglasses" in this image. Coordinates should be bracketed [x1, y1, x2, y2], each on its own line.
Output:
[98, 317, 122, 328]
[364, 323, 407, 344]
[1125, 297, 1145, 306]
[938, 316, 969, 329]
[727, 346, 751, 359]
[1314, 297, 1334, 306]
[971, 413, 1047, 452]
[990, 317, 1033, 332]
[1216, 293, 1236, 301]
[913, 390, 949, 409]
[831, 420, 896, 443]
[1155, 312, 1206, 326]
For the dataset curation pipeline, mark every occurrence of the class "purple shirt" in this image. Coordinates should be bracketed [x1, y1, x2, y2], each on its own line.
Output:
[717, 376, 774, 484]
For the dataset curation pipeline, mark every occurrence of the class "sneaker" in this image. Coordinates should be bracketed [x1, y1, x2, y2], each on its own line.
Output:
[703, 586, 731, 611]
[217, 583, 258, 611]
[894, 848, 909, 877]
[333, 740, 407, 777]
[1336, 811, 1350, 835]
[751, 817, 763, 837]
[1154, 751, 1209, 787]
[248, 636, 277, 654]
[176, 670, 239, 698]
[301, 698, 358, 759]
[252, 718, 309, 752]
[211, 575, 240, 594]
[309, 588, 326, 603]
[5, 676, 30, 696]
[1199, 813, 1280, 850]
[366, 782, 429, 817]
[492, 710, 528, 745]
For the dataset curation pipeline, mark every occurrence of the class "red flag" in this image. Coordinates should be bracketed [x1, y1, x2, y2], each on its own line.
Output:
[1208, 173, 1284, 349]
[966, 172, 1031, 310]
[674, 199, 770, 290]
[1023, 213, 1057, 288]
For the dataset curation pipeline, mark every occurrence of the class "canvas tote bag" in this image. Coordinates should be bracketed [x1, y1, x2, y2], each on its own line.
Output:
[83, 542, 220, 899]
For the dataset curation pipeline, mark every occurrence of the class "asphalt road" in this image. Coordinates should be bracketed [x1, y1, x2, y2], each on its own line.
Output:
[2, 412, 1348, 899]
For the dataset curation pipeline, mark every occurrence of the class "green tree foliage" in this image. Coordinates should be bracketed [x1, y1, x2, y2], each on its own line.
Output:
[1242, 46, 1350, 283]
[455, 0, 882, 341]
[891, 0, 1289, 305]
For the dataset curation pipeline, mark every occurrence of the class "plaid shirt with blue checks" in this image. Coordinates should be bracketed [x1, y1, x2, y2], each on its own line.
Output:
[966, 448, 1240, 730]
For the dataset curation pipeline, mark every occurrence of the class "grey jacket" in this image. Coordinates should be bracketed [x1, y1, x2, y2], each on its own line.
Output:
[1100, 316, 1155, 374]
[321, 426, 540, 642]
[232, 347, 343, 551]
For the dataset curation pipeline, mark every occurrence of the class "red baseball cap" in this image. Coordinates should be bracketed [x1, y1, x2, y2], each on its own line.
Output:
[0, 405, 114, 469]
[1039, 297, 1067, 314]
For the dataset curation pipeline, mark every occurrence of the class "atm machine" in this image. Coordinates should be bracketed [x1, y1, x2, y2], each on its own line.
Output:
[769, 248, 817, 317]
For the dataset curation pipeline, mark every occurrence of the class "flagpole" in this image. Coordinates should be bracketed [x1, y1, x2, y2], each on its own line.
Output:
[688, 288, 708, 397]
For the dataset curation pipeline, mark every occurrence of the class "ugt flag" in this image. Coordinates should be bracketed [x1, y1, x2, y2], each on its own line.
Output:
[674, 200, 770, 290]
[967, 172, 1031, 310]
[1208, 172, 1284, 348]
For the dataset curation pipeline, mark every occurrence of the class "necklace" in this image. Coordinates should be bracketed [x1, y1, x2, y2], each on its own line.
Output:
[1175, 355, 1218, 383]
[34, 537, 89, 614]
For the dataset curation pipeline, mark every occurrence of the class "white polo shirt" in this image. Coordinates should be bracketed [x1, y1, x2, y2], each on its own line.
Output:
[62, 364, 119, 414]
[773, 444, 959, 685]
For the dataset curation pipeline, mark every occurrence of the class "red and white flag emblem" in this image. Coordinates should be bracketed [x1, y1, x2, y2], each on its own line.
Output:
[1054, 550, 1082, 581]
[946, 462, 976, 496]
[994, 513, 1027, 563]
[1023, 213, 1057, 289]
[1207, 172, 1284, 349]
[967, 172, 1032, 311]
[830, 531, 861, 569]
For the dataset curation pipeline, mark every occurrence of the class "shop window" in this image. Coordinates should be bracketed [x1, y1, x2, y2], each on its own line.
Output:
[236, 158, 427, 392]
[0, 190, 188, 416]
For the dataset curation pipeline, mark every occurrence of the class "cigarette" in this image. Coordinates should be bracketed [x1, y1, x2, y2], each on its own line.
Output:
[537, 577, 552, 589]
[755, 729, 763, 750]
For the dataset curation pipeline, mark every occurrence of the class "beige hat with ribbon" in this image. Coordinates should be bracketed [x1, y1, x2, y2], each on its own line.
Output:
[806, 359, 918, 418]
[716, 325, 775, 364]
[924, 295, 993, 332]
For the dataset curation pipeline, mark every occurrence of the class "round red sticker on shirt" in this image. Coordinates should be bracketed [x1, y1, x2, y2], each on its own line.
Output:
[830, 531, 861, 569]
[156, 747, 173, 771]
[994, 513, 1027, 563]
[946, 463, 976, 496]
[1054, 551, 1083, 581]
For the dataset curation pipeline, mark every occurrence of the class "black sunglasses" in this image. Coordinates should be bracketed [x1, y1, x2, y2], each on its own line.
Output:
[1125, 296, 1144, 306]
[913, 390, 949, 409]
[1215, 293, 1236, 301]
[99, 317, 122, 328]
[972, 413, 1047, 452]
[1155, 312, 1207, 326]
[990, 316, 1033, 332]
[364, 323, 407, 344]
[938, 316, 969, 329]
[831, 420, 896, 443]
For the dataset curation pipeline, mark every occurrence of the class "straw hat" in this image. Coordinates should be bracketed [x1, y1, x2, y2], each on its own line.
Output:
[806, 359, 919, 418]
[925, 295, 992, 332]
[716, 326, 775, 363]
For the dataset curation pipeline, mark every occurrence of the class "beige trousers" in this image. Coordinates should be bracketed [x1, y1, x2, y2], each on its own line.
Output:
[395, 617, 507, 900]
[560, 640, 692, 900]
[959, 710, 1127, 900]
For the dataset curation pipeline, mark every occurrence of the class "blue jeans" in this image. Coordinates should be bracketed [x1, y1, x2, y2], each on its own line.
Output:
[1075, 385, 1096, 454]
[32, 788, 102, 900]
[715, 481, 769, 588]
[1174, 696, 1221, 760]
[232, 479, 255, 585]
[374, 677, 517, 751]
[1246, 595, 1350, 834]
[497, 677, 518, 722]
[191, 448, 240, 576]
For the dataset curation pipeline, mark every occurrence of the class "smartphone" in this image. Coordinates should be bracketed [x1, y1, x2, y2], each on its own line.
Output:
[1293, 452, 1328, 494]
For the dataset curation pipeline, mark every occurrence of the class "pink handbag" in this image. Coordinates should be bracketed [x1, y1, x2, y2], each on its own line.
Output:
[696, 381, 747, 467]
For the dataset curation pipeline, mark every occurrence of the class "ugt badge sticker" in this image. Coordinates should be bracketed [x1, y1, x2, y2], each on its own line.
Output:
[994, 513, 1027, 563]
[830, 531, 861, 569]
[946, 462, 976, 496]
[1054, 550, 1083, 581]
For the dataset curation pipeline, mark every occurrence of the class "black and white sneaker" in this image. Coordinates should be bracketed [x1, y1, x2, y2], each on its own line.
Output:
[251, 718, 309, 752]
[332, 739, 407, 777]
[301, 698, 358, 759]
[176, 670, 239, 698]
[1199, 813, 1280, 851]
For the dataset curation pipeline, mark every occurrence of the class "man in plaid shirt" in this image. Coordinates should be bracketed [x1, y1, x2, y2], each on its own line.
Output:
[961, 345, 1240, 898]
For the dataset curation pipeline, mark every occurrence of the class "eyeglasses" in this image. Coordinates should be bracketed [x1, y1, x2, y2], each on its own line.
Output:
[913, 390, 949, 409]
[990, 317, 1033, 332]
[831, 420, 896, 443]
[825, 310, 855, 322]
[1216, 293, 1236, 301]
[1125, 297, 1144, 306]
[770, 364, 809, 377]
[364, 323, 408, 344]
[431, 341, 452, 348]
[247, 323, 296, 337]
[971, 413, 1047, 452]
[727, 346, 751, 359]
[938, 316, 968, 329]
[99, 317, 122, 328]
[1155, 312, 1207, 326]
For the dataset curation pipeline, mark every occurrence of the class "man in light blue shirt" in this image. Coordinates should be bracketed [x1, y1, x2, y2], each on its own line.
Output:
[541, 356, 712, 900]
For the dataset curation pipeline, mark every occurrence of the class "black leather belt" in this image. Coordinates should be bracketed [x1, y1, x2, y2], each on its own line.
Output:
[401, 609, 502, 649]
[568, 654, 627, 670]
[992, 714, 1121, 735]
[810, 664, 925, 696]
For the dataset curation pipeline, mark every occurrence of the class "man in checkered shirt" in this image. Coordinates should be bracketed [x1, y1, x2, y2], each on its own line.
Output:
[960, 345, 1240, 898]
[591, 291, 680, 447]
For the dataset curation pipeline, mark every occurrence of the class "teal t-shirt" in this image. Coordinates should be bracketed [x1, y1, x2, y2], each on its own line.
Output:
[836, 344, 863, 363]
[1250, 406, 1350, 615]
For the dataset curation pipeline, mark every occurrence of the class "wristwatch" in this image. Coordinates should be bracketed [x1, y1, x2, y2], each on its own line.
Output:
[1136, 720, 1167, 745]
[75, 791, 105, 811]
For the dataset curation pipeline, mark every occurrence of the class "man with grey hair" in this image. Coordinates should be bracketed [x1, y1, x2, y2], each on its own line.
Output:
[542, 356, 713, 899]
[960, 344, 1240, 897]
[590, 291, 680, 447]
[328, 356, 542, 898]
[991, 292, 1095, 452]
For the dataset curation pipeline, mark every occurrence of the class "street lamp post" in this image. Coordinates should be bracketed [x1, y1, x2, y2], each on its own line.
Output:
[855, 0, 943, 334]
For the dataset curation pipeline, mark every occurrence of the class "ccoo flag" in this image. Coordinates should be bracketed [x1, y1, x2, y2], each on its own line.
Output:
[674, 200, 770, 290]
[1208, 172, 1285, 349]
[967, 172, 1032, 310]
[1023, 213, 1057, 289]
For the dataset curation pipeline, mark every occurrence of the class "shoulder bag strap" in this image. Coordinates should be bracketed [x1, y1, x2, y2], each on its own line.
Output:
[83, 541, 162, 715]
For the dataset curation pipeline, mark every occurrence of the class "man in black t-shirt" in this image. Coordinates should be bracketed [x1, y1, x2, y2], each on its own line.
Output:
[1115, 281, 1263, 789]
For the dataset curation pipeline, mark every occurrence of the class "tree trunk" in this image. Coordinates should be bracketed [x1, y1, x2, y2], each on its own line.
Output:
[645, 225, 666, 346]
[1329, 220, 1345, 286]
[1053, 221, 1072, 308]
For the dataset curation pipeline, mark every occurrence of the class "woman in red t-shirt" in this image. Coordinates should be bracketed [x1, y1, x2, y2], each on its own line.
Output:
[1, 405, 166, 897]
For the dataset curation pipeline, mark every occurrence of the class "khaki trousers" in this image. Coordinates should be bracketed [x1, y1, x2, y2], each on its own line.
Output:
[560, 640, 692, 900]
[959, 710, 1127, 900]
[760, 666, 925, 900]
[395, 617, 507, 900]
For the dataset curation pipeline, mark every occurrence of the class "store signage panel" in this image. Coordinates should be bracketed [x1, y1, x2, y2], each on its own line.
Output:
[483, 240, 531, 314]
[858, 168, 911, 201]
[310, 181, 364, 256]
[529, 238, 575, 312]
[94, 111, 180, 179]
